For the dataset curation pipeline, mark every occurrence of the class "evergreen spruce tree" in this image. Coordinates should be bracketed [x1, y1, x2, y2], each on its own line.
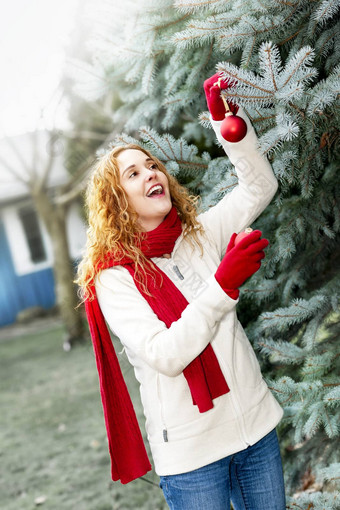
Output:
[69, 0, 340, 507]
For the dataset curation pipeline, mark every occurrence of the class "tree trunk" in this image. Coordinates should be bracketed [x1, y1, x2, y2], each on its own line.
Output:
[32, 190, 87, 348]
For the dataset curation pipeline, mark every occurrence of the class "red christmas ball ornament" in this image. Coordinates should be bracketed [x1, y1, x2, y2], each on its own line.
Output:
[220, 112, 248, 143]
[235, 227, 253, 246]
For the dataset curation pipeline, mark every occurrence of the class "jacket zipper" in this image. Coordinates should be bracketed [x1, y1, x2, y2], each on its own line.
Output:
[157, 373, 168, 442]
[155, 238, 186, 441]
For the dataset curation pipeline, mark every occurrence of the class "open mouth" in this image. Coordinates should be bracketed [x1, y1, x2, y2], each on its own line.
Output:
[146, 184, 165, 198]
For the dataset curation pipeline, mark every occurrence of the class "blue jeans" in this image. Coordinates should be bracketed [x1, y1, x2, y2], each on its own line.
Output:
[159, 428, 286, 510]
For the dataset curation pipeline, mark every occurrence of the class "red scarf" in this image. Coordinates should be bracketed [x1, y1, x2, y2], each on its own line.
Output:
[85, 206, 230, 484]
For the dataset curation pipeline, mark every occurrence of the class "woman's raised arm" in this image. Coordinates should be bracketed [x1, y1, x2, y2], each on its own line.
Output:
[200, 74, 278, 260]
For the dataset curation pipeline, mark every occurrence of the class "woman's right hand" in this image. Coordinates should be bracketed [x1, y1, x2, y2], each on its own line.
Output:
[215, 230, 268, 298]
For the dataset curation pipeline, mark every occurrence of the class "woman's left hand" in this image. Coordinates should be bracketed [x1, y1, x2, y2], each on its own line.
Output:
[203, 73, 239, 121]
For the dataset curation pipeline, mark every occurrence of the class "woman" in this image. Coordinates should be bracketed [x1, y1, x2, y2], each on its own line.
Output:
[76, 73, 286, 509]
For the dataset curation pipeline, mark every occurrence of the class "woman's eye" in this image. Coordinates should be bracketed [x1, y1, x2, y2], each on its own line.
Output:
[129, 164, 157, 178]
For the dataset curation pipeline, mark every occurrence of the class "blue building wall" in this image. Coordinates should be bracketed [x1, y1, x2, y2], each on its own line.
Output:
[0, 220, 56, 327]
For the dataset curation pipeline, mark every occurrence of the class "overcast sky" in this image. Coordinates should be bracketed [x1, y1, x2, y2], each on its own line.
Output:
[0, 0, 81, 137]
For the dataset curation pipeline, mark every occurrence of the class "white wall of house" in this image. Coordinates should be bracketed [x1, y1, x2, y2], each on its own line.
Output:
[0, 129, 88, 277]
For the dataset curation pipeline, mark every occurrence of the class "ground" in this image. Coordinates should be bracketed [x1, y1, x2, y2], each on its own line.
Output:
[0, 316, 166, 510]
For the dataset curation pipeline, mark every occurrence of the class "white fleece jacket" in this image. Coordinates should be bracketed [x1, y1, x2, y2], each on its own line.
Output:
[95, 107, 284, 476]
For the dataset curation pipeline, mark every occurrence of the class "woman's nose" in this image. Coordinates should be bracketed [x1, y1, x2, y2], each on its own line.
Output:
[145, 168, 157, 180]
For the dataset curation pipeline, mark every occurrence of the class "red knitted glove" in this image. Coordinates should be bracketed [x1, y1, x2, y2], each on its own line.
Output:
[215, 230, 269, 300]
[203, 72, 239, 121]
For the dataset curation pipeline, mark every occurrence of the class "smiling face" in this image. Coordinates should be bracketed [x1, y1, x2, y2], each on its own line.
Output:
[116, 149, 172, 232]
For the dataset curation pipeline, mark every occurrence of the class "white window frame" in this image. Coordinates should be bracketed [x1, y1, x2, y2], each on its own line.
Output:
[2, 202, 54, 276]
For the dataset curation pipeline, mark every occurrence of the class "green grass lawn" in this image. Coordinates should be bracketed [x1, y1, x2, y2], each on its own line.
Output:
[0, 321, 167, 510]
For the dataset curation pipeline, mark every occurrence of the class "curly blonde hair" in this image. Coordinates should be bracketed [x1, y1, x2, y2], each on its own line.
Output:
[75, 144, 206, 300]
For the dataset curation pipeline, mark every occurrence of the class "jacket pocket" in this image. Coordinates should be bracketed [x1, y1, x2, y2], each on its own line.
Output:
[233, 321, 263, 389]
[156, 371, 207, 438]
